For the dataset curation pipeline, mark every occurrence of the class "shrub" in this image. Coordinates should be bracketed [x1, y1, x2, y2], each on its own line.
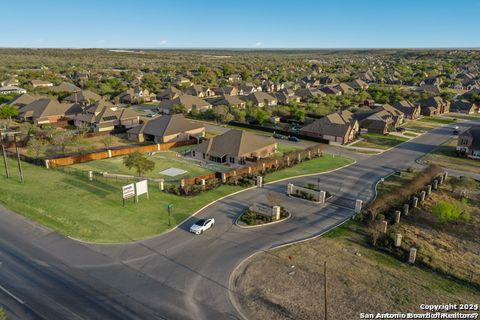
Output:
[431, 199, 470, 224]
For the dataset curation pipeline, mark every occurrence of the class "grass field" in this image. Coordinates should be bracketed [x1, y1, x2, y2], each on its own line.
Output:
[0, 153, 352, 242]
[232, 221, 480, 320]
[421, 138, 480, 174]
[352, 133, 409, 150]
[418, 116, 457, 125]
[70, 150, 218, 180]
[447, 113, 480, 121]
[376, 170, 416, 197]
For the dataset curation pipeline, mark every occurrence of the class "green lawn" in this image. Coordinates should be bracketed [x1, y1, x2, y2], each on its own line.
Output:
[70, 151, 215, 180]
[418, 116, 457, 125]
[352, 133, 409, 150]
[270, 143, 302, 157]
[0, 153, 353, 242]
[447, 113, 480, 121]
[264, 153, 354, 181]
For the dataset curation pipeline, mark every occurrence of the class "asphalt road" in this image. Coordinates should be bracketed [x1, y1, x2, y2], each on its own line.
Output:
[0, 121, 471, 320]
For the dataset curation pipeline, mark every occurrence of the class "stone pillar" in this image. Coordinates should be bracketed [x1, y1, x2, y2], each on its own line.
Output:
[233, 170, 237, 177]
[426, 185, 432, 196]
[444, 171, 448, 181]
[201, 179, 206, 190]
[411, 197, 418, 208]
[433, 179, 439, 190]
[157, 143, 161, 151]
[308, 151, 311, 160]
[381, 220, 388, 233]
[395, 210, 401, 224]
[275, 159, 278, 168]
[108, 149, 112, 158]
[297, 153, 301, 163]
[248, 167, 252, 174]
[286, 156, 290, 166]
[262, 163, 266, 173]
[403, 203, 410, 215]
[319, 191, 326, 204]
[394, 234, 402, 247]
[419, 191, 426, 202]
[88, 170, 93, 181]
[287, 183, 294, 195]
[355, 199, 363, 213]
[256, 175, 263, 188]
[44, 159, 50, 169]
[408, 248, 417, 264]
[158, 179, 164, 191]
[180, 179, 185, 188]
[221, 173, 227, 183]
[439, 175, 444, 185]
[272, 206, 281, 221]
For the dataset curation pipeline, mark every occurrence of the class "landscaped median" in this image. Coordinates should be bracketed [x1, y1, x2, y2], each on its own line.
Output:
[0, 153, 353, 243]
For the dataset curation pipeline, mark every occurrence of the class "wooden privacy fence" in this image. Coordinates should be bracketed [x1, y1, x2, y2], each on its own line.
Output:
[45, 139, 197, 168]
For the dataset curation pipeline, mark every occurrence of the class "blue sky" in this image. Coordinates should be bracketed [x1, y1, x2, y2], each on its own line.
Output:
[2, 0, 479, 48]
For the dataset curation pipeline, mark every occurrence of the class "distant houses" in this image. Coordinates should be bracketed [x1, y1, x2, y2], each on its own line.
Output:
[300, 110, 359, 144]
[158, 95, 212, 114]
[18, 98, 82, 125]
[457, 126, 480, 160]
[0, 85, 27, 95]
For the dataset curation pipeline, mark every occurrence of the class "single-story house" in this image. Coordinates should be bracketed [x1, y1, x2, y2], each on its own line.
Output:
[295, 88, 326, 101]
[208, 94, 246, 108]
[184, 85, 214, 98]
[158, 95, 212, 114]
[300, 110, 359, 145]
[212, 86, 243, 96]
[156, 87, 184, 101]
[18, 98, 82, 125]
[8, 93, 45, 108]
[450, 100, 478, 114]
[456, 126, 480, 159]
[116, 86, 153, 104]
[127, 113, 205, 143]
[49, 82, 80, 93]
[63, 90, 101, 105]
[346, 79, 369, 90]
[415, 84, 441, 95]
[0, 86, 27, 95]
[242, 92, 277, 107]
[71, 100, 139, 132]
[192, 129, 277, 164]
[354, 109, 396, 135]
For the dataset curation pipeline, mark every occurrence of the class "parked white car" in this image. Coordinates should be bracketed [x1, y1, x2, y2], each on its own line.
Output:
[189, 218, 215, 234]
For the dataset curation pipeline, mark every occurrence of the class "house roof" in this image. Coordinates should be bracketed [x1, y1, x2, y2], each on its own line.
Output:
[129, 114, 204, 137]
[50, 82, 80, 93]
[19, 98, 81, 120]
[243, 92, 277, 104]
[193, 129, 276, 158]
[450, 100, 477, 112]
[461, 126, 480, 150]
[157, 87, 183, 99]
[158, 95, 211, 111]
[8, 93, 46, 107]
[31, 79, 52, 86]
[300, 110, 356, 138]
[210, 94, 245, 107]
[417, 96, 447, 107]
[63, 90, 101, 103]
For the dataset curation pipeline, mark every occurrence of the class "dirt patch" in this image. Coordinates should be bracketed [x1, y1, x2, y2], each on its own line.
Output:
[231, 223, 479, 320]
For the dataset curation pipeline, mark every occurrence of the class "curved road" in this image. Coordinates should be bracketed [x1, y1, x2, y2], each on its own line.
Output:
[0, 122, 469, 320]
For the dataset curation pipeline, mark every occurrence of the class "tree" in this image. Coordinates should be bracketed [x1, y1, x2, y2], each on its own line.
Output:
[431, 200, 470, 224]
[71, 137, 95, 154]
[51, 130, 74, 154]
[100, 135, 114, 149]
[171, 104, 187, 114]
[76, 122, 91, 137]
[0, 307, 7, 320]
[449, 176, 477, 198]
[0, 104, 19, 121]
[123, 152, 155, 176]
[27, 137, 47, 158]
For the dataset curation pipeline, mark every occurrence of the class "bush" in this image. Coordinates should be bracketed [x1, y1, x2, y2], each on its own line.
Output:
[431, 199, 470, 224]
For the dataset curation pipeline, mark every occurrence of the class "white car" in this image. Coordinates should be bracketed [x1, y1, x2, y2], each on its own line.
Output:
[189, 218, 215, 234]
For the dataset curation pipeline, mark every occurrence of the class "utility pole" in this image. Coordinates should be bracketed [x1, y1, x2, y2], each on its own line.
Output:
[324, 261, 328, 320]
[14, 135, 24, 183]
[1, 143, 9, 178]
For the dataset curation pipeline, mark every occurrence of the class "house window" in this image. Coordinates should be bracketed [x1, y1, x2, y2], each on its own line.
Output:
[229, 157, 235, 163]
[461, 139, 469, 146]
[192, 151, 196, 157]
[202, 153, 205, 159]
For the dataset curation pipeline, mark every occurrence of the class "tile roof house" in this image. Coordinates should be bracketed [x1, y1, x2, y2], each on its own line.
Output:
[208, 94, 246, 108]
[49, 82, 80, 93]
[332, 83, 355, 94]
[353, 104, 404, 135]
[156, 87, 184, 101]
[320, 86, 342, 96]
[212, 86, 242, 96]
[300, 110, 359, 145]
[158, 95, 212, 114]
[242, 92, 278, 107]
[450, 100, 478, 114]
[393, 100, 421, 120]
[417, 97, 450, 116]
[295, 88, 326, 101]
[71, 100, 139, 132]
[116, 86, 152, 104]
[8, 93, 46, 108]
[274, 91, 301, 104]
[192, 129, 277, 165]
[184, 85, 214, 98]
[63, 90, 101, 105]
[415, 84, 441, 95]
[346, 79, 369, 90]
[127, 113, 205, 143]
[457, 126, 480, 160]
[18, 98, 82, 125]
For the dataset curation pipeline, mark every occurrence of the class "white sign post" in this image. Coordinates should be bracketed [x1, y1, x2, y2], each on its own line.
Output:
[135, 180, 149, 202]
[122, 183, 135, 206]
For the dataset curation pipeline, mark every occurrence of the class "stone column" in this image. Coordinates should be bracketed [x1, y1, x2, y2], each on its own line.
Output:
[297, 153, 301, 163]
[88, 170, 93, 181]
[408, 248, 417, 264]
[262, 163, 266, 173]
[319, 191, 326, 204]
[426, 185, 432, 196]
[44, 159, 50, 169]
[394, 234, 402, 247]
[272, 206, 281, 221]
[395, 210, 401, 224]
[180, 179, 185, 188]
[158, 179, 164, 191]
[439, 175, 444, 185]
[444, 171, 448, 181]
[286, 156, 290, 166]
[381, 220, 388, 233]
[419, 190, 426, 202]
[108, 149, 112, 158]
[221, 173, 227, 183]
[256, 175, 263, 188]
[157, 143, 161, 151]
[287, 183, 294, 195]
[403, 203, 409, 216]
[355, 199, 363, 213]
[412, 197, 418, 208]
[248, 167, 252, 174]
[433, 179, 439, 190]
[201, 179, 206, 190]
[275, 159, 278, 169]
[308, 151, 311, 160]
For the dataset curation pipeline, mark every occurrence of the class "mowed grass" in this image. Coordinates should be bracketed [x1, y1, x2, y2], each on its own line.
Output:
[418, 116, 457, 125]
[0, 157, 243, 242]
[0, 153, 353, 242]
[265, 153, 354, 181]
[70, 151, 212, 180]
[352, 133, 409, 150]
[422, 138, 480, 174]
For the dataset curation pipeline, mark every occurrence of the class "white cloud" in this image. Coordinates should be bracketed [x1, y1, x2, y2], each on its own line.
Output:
[98, 39, 106, 44]
[255, 41, 263, 47]
[160, 40, 168, 45]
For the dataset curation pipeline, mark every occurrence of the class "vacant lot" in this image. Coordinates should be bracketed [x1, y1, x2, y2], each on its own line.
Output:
[70, 150, 218, 180]
[421, 138, 480, 174]
[232, 222, 479, 320]
[352, 133, 408, 150]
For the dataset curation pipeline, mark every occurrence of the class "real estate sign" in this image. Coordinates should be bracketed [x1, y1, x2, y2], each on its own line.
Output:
[122, 183, 135, 200]
[135, 180, 149, 201]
